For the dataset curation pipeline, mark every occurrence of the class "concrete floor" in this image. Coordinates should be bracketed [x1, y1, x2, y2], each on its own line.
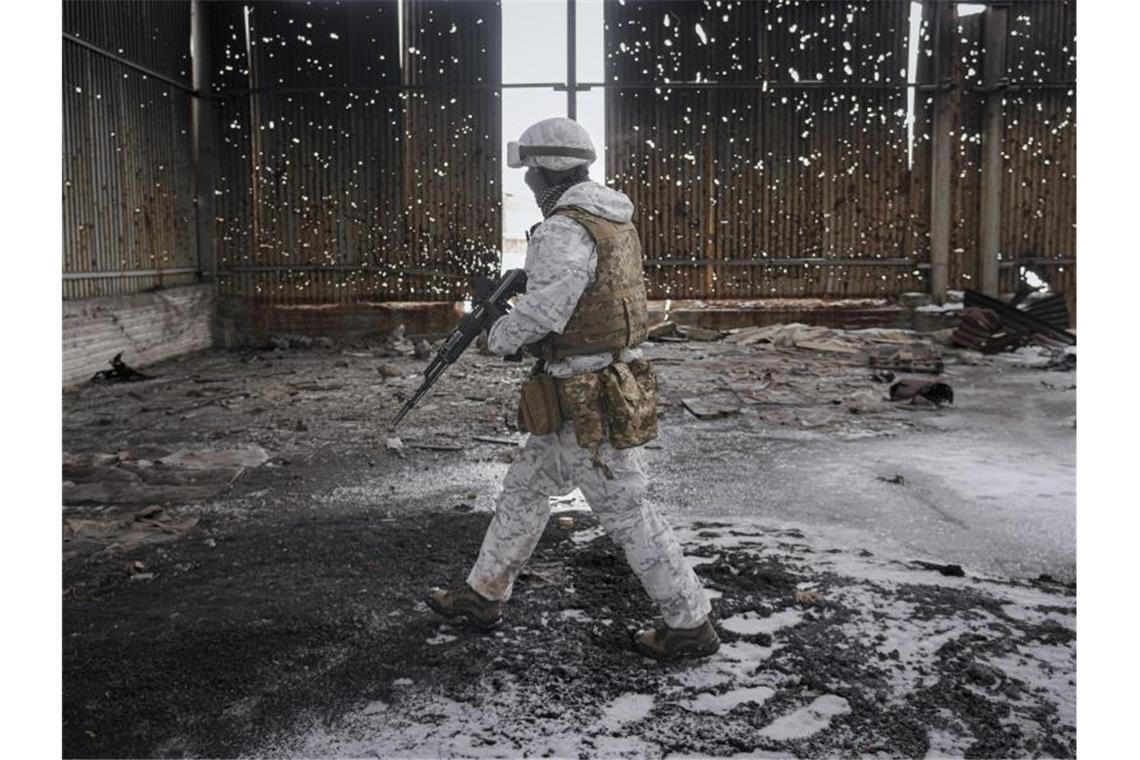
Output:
[62, 328, 1076, 758]
[644, 355, 1076, 584]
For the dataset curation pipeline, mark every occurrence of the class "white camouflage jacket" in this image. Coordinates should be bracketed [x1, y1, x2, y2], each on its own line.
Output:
[487, 181, 644, 378]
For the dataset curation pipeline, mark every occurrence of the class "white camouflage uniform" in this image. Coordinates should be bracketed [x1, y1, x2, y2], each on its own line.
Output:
[468, 181, 712, 630]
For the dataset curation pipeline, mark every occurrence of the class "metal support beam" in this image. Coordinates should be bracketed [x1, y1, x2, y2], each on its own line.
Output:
[928, 1, 956, 304]
[567, 0, 577, 119]
[191, 0, 218, 291]
[62, 268, 201, 280]
[62, 34, 196, 93]
[979, 3, 1010, 297]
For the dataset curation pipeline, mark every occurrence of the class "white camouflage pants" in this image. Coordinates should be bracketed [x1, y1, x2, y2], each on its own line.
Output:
[467, 423, 712, 629]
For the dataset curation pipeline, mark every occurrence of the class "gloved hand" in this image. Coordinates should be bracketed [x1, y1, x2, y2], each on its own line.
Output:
[482, 299, 507, 329]
[473, 274, 509, 330]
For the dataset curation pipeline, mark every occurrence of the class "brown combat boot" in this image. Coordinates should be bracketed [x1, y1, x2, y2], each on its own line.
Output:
[426, 584, 503, 631]
[632, 618, 720, 661]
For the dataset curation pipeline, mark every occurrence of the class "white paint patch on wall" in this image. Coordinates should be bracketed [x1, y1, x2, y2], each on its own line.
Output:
[62, 284, 214, 387]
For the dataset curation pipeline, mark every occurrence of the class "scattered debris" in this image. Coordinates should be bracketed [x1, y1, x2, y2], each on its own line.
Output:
[384, 437, 404, 456]
[912, 560, 966, 577]
[473, 435, 522, 446]
[376, 362, 402, 379]
[679, 325, 723, 341]
[889, 378, 954, 408]
[726, 323, 862, 353]
[1045, 347, 1077, 372]
[413, 339, 434, 359]
[406, 441, 465, 452]
[90, 353, 150, 383]
[383, 324, 415, 357]
[950, 307, 1019, 354]
[271, 334, 314, 350]
[63, 506, 200, 558]
[648, 322, 685, 341]
[159, 446, 269, 470]
[792, 589, 825, 605]
[682, 392, 743, 419]
[868, 344, 944, 375]
[897, 292, 933, 309]
[63, 445, 269, 507]
[517, 564, 565, 588]
[648, 322, 724, 342]
[953, 290, 1076, 354]
[1021, 293, 1072, 332]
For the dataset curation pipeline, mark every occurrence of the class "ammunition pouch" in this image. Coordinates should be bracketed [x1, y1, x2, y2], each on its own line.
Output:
[599, 359, 659, 449]
[516, 371, 563, 436]
[555, 372, 607, 450]
[517, 359, 660, 453]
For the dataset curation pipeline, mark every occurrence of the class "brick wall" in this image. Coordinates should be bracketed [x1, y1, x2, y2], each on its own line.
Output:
[62, 284, 215, 387]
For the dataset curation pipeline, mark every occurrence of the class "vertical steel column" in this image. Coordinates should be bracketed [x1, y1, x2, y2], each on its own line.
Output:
[928, 1, 956, 303]
[191, 0, 217, 288]
[567, 0, 577, 119]
[978, 3, 1009, 298]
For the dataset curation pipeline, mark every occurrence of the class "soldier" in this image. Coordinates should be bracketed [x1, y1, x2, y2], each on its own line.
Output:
[428, 117, 719, 660]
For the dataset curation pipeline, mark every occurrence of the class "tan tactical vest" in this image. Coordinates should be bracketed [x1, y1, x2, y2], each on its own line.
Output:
[538, 205, 650, 361]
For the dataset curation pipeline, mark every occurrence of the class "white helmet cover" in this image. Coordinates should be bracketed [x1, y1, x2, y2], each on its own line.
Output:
[507, 117, 597, 171]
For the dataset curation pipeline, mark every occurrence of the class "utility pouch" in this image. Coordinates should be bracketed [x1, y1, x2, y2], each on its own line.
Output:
[555, 372, 607, 450]
[517, 372, 563, 436]
[600, 359, 659, 449]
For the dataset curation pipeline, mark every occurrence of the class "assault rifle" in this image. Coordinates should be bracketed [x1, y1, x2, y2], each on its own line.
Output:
[390, 268, 528, 428]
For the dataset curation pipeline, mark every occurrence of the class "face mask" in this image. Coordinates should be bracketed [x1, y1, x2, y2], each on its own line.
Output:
[535, 180, 583, 217]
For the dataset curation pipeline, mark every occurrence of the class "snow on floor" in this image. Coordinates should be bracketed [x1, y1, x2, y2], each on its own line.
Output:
[720, 609, 804, 636]
[602, 693, 655, 727]
[682, 686, 775, 715]
[252, 516, 1075, 759]
[756, 695, 851, 741]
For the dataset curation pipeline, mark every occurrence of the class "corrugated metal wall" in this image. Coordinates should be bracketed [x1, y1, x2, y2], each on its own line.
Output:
[929, 0, 1075, 297]
[62, 1, 198, 300]
[62, 0, 1073, 311]
[605, 0, 922, 299]
[997, 0, 1076, 297]
[605, 0, 1076, 301]
[212, 0, 501, 305]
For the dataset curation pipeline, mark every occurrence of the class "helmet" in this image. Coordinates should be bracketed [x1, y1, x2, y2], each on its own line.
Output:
[507, 117, 596, 171]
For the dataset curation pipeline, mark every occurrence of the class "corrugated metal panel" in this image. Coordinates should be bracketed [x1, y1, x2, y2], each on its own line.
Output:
[63, 0, 192, 84]
[1005, 0, 1076, 85]
[62, 1, 197, 301]
[606, 0, 1074, 302]
[213, 0, 501, 305]
[605, 1, 923, 299]
[402, 0, 502, 300]
[999, 1, 1076, 300]
[949, 10, 984, 291]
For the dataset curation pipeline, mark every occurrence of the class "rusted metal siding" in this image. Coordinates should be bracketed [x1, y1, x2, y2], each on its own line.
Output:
[997, 1, 1076, 299]
[938, 1, 1075, 299]
[605, 0, 1074, 303]
[605, 0, 924, 299]
[402, 0, 502, 299]
[62, 1, 198, 300]
[213, 0, 501, 305]
[63, 0, 193, 84]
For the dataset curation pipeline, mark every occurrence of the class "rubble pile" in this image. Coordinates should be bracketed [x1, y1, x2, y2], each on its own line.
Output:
[951, 290, 1075, 356]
